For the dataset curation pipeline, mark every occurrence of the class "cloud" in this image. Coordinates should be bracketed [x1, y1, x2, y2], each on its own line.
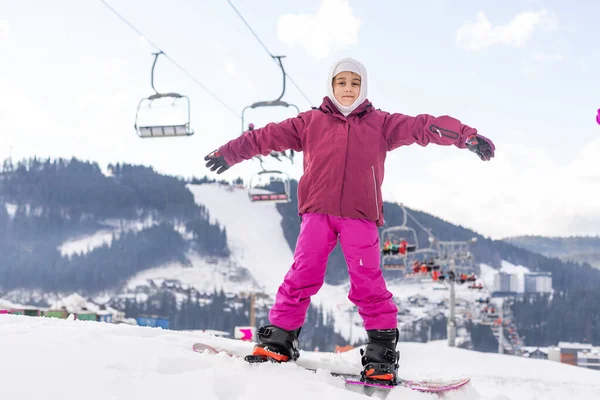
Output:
[0, 21, 9, 41]
[456, 10, 557, 51]
[210, 41, 252, 90]
[277, 0, 362, 60]
[532, 51, 564, 62]
[224, 61, 237, 78]
[385, 136, 600, 239]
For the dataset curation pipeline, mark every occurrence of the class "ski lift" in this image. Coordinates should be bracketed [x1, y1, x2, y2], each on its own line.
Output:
[381, 206, 419, 270]
[134, 51, 193, 138]
[406, 248, 440, 270]
[242, 55, 298, 164]
[248, 166, 291, 203]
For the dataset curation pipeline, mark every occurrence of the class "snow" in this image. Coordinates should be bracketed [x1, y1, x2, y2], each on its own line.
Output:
[0, 298, 31, 310]
[187, 183, 294, 294]
[558, 342, 595, 350]
[57, 217, 156, 257]
[479, 263, 497, 289]
[4, 202, 17, 218]
[499, 260, 530, 276]
[126, 251, 257, 295]
[48, 292, 102, 313]
[1, 314, 599, 400]
[57, 229, 114, 256]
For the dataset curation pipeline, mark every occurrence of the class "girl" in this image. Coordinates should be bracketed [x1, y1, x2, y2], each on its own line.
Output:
[204, 58, 494, 383]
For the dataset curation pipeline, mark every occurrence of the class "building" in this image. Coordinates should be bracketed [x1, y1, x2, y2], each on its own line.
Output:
[137, 316, 169, 329]
[524, 272, 552, 294]
[549, 342, 595, 366]
[493, 272, 519, 294]
[523, 347, 549, 359]
[577, 350, 600, 370]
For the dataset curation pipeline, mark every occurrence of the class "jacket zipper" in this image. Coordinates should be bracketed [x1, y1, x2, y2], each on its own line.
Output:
[429, 125, 459, 139]
[371, 165, 379, 220]
[339, 120, 350, 217]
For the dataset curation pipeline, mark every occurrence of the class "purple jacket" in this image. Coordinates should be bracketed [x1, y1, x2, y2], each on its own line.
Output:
[219, 96, 476, 226]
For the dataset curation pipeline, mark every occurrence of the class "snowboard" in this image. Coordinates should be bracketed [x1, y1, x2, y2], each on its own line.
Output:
[192, 342, 470, 396]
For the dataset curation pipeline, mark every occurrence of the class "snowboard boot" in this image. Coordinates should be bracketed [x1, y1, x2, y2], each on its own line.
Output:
[245, 325, 301, 363]
[360, 328, 400, 385]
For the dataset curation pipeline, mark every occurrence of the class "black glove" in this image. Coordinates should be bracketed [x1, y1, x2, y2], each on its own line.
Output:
[204, 149, 230, 174]
[466, 134, 495, 161]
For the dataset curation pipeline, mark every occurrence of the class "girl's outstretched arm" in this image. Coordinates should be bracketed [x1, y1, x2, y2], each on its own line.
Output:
[218, 116, 304, 167]
[382, 112, 477, 152]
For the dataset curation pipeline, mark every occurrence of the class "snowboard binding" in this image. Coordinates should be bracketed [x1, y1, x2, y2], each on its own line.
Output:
[245, 325, 301, 363]
[360, 329, 400, 386]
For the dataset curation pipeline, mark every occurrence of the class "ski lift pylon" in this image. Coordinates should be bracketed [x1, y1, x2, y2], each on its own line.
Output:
[134, 51, 193, 138]
[242, 55, 298, 164]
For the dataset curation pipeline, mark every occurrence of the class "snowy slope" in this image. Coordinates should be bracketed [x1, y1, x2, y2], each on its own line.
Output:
[187, 183, 294, 294]
[57, 217, 156, 257]
[125, 251, 258, 295]
[1, 314, 599, 400]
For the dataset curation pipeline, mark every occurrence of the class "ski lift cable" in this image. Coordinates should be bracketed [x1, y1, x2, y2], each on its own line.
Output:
[98, 0, 240, 119]
[404, 207, 440, 243]
[225, 0, 314, 108]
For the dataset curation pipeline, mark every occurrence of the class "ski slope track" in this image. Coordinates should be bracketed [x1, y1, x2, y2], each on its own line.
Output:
[187, 183, 294, 294]
[1, 314, 599, 400]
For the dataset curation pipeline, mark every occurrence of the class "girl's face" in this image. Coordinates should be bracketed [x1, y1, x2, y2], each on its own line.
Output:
[332, 71, 361, 106]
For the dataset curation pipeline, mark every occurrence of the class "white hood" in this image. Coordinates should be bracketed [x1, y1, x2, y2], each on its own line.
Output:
[327, 57, 368, 116]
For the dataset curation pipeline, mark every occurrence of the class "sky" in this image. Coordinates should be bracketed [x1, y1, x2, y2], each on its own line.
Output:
[1, 0, 599, 239]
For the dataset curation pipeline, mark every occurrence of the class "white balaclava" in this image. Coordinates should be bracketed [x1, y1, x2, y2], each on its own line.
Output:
[327, 57, 368, 116]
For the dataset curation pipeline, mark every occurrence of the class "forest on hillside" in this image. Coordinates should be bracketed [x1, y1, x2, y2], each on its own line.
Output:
[0, 158, 228, 293]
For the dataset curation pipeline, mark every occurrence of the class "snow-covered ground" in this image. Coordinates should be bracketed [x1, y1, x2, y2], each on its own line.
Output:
[1, 314, 599, 400]
[126, 251, 257, 295]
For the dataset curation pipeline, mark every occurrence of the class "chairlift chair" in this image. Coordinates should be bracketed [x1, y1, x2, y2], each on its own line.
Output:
[135, 52, 194, 138]
[248, 169, 291, 203]
[380, 225, 419, 271]
[241, 56, 298, 164]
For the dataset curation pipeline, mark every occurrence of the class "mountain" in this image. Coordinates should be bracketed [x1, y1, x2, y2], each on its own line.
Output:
[2, 157, 600, 350]
[1, 314, 599, 400]
[504, 235, 600, 270]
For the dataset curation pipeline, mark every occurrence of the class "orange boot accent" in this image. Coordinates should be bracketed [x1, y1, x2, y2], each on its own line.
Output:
[365, 368, 394, 381]
[252, 346, 289, 362]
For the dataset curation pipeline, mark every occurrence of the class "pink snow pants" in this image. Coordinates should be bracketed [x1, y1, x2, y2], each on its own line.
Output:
[269, 213, 398, 331]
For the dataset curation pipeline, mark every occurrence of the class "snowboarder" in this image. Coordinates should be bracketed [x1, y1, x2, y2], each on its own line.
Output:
[204, 57, 495, 384]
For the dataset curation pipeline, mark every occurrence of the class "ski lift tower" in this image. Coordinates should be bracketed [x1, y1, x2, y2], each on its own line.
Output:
[429, 237, 478, 347]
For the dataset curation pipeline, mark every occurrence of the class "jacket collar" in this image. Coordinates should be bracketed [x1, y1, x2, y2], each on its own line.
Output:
[318, 96, 373, 119]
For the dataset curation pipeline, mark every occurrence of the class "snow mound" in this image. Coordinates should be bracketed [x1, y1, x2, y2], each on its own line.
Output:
[1, 314, 599, 400]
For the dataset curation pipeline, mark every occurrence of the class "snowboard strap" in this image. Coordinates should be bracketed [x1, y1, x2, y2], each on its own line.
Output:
[257, 325, 300, 361]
